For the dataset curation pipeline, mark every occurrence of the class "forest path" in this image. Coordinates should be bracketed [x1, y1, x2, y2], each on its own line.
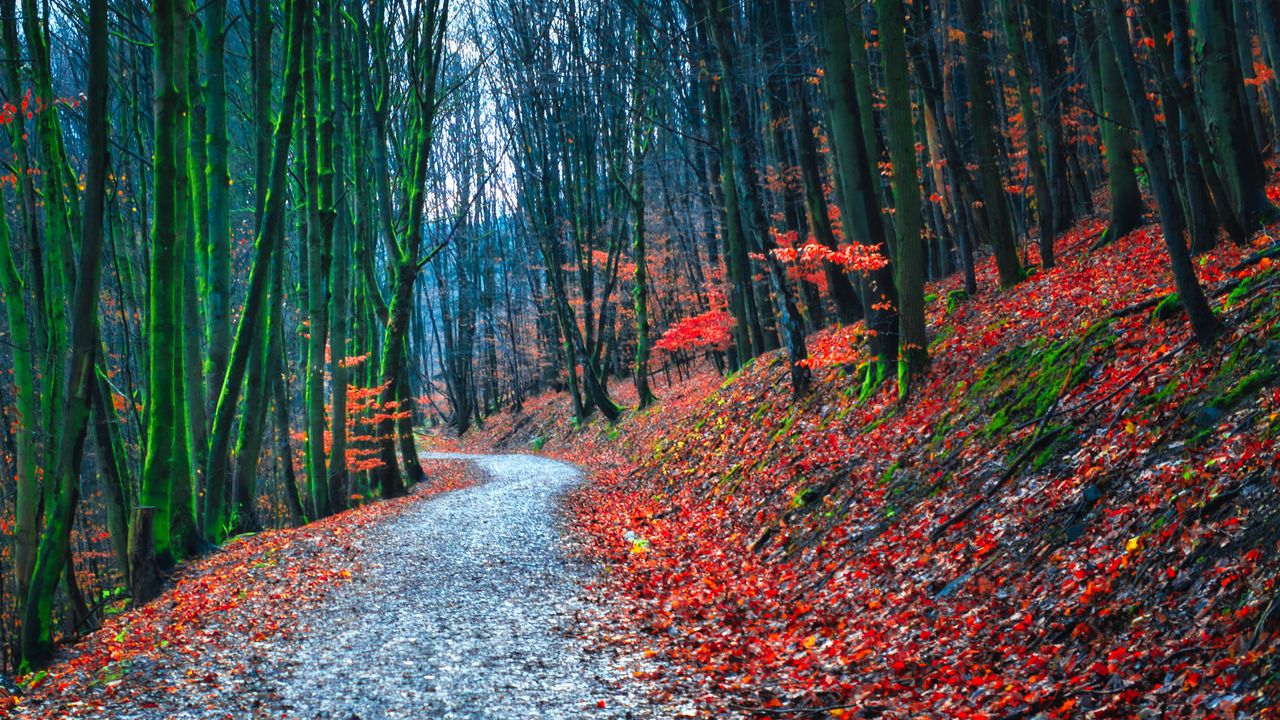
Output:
[266, 452, 681, 719]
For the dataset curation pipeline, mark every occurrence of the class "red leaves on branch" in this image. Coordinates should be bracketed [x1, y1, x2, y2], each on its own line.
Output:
[655, 310, 733, 356]
[1248, 63, 1276, 87]
[772, 241, 890, 274]
[798, 323, 875, 369]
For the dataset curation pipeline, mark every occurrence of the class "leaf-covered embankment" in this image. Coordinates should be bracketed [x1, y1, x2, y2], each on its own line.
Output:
[3, 461, 478, 719]
[439, 220, 1280, 717]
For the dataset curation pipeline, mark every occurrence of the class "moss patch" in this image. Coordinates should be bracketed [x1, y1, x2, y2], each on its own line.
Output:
[1153, 292, 1182, 321]
[970, 322, 1113, 439]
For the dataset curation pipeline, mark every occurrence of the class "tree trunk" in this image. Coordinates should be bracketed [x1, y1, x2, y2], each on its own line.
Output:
[21, 0, 110, 662]
[631, 18, 656, 410]
[1190, 0, 1279, 228]
[127, 507, 161, 605]
[302, 4, 332, 519]
[876, 0, 929, 388]
[369, 0, 451, 493]
[0, 176, 39, 605]
[1000, 0, 1054, 269]
[1098, 0, 1219, 346]
[140, 0, 186, 563]
[205, 0, 232, 419]
[703, 0, 810, 395]
[817, 0, 899, 384]
[1082, 4, 1144, 245]
[272, 290, 307, 528]
[328, 0, 352, 509]
[205, 0, 309, 540]
[960, 0, 1023, 286]
[772, 0, 862, 326]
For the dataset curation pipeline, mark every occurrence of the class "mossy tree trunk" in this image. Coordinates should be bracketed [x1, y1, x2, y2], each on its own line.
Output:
[631, 14, 656, 410]
[204, 0, 232, 417]
[1079, 5, 1143, 246]
[875, 0, 929, 388]
[21, 0, 110, 663]
[20, 0, 76, 521]
[817, 0, 899, 387]
[1137, 0, 1234, 252]
[702, 0, 810, 396]
[369, 0, 452, 496]
[302, 0, 333, 519]
[328, 0, 352, 510]
[771, 0, 862, 327]
[170, 0, 197, 555]
[140, 0, 187, 563]
[0, 173, 39, 606]
[204, 0, 309, 540]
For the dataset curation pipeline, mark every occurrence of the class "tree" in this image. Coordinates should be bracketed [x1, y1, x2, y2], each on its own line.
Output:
[701, 0, 811, 395]
[204, 0, 232, 408]
[1081, 5, 1143, 246]
[302, 0, 335, 519]
[367, 0, 452, 498]
[1097, 0, 1219, 346]
[999, 0, 1054, 268]
[875, 0, 929, 387]
[768, 0, 863, 327]
[140, 0, 193, 563]
[205, 0, 310, 540]
[631, 8, 658, 409]
[1190, 0, 1279, 230]
[21, 0, 110, 663]
[815, 0, 900, 389]
[959, 0, 1023, 286]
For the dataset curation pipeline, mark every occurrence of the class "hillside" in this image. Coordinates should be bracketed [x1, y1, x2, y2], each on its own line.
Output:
[12, 0, 1280, 714]
[430, 219, 1280, 718]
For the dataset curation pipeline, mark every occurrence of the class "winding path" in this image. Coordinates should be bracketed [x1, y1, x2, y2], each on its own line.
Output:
[266, 453, 684, 719]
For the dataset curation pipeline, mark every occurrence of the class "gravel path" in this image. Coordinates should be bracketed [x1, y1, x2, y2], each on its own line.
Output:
[267, 453, 687, 720]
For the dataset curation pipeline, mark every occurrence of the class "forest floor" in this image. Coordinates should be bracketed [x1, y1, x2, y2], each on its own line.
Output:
[5, 216, 1280, 720]
[6, 455, 691, 719]
[427, 215, 1280, 718]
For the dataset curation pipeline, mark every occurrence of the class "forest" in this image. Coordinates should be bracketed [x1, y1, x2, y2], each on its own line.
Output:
[1, 0, 1279, 715]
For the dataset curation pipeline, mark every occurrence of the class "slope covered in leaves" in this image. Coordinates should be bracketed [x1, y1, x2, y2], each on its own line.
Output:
[444, 220, 1280, 718]
[2, 462, 477, 719]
